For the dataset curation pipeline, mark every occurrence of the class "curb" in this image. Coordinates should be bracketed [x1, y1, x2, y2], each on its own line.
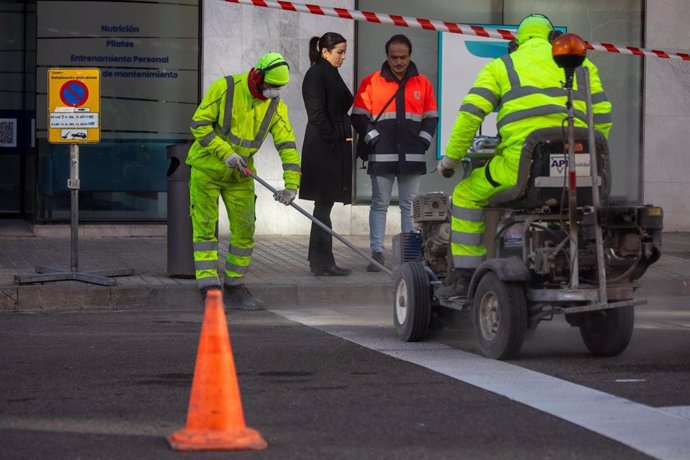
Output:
[0, 282, 394, 311]
[1, 276, 685, 312]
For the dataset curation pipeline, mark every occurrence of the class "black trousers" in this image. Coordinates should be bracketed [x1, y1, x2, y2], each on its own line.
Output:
[308, 200, 335, 270]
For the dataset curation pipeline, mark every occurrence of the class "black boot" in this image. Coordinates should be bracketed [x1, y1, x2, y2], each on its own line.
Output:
[436, 269, 473, 300]
[312, 265, 352, 276]
[224, 284, 261, 310]
[366, 252, 385, 272]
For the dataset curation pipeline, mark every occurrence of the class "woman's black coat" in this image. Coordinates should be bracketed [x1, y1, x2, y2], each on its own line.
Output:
[299, 56, 354, 204]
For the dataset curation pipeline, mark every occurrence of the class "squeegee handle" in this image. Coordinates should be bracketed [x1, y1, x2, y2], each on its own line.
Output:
[243, 167, 392, 276]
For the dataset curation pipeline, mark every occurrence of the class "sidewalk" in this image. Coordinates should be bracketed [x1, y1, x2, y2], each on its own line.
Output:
[0, 225, 393, 310]
[1, 224, 689, 310]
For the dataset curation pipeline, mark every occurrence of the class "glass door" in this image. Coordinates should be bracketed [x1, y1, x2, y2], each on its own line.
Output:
[0, 0, 36, 216]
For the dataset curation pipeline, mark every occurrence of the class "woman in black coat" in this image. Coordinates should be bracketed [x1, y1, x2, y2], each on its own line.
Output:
[299, 32, 354, 276]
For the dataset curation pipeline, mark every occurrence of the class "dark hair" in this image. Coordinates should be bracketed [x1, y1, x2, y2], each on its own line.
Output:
[385, 34, 412, 55]
[309, 32, 347, 65]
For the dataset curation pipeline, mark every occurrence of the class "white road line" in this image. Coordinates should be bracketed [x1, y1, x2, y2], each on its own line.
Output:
[659, 406, 690, 420]
[274, 308, 690, 460]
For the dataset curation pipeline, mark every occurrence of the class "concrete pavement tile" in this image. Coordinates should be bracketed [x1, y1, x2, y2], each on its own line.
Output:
[296, 282, 393, 307]
[18, 285, 111, 310]
[250, 283, 299, 308]
[145, 284, 202, 309]
[0, 274, 14, 286]
[0, 288, 17, 310]
[110, 286, 154, 308]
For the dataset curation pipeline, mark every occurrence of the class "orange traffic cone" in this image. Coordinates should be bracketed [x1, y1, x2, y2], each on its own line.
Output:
[167, 289, 267, 451]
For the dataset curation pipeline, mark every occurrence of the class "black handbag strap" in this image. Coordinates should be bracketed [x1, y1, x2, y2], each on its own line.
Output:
[372, 79, 406, 124]
[358, 77, 406, 169]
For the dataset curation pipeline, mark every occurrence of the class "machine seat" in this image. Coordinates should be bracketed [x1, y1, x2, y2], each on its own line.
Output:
[488, 127, 610, 210]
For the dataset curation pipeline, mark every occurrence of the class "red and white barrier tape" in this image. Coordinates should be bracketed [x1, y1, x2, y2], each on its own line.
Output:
[225, 0, 690, 62]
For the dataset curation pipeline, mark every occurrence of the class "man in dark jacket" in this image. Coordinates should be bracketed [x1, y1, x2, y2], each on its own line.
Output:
[352, 34, 439, 272]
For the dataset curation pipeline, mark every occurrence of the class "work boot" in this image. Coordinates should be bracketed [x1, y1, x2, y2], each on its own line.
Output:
[435, 269, 473, 300]
[311, 265, 352, 277]
[200, 285, 222, 304]
[366, 251, 385, 272]
[224, 284, 261, 310]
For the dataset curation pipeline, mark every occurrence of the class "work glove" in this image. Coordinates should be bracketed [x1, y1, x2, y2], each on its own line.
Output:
[273, 188, 297, 206]
[437, 156, 462, 178]
[224, 153, 247, 175]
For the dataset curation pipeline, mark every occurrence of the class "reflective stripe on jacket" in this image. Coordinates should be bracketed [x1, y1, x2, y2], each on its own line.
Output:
[445, 37, 612, 184]
[187, 72, 301, 190]
[352, 61, 438, 175]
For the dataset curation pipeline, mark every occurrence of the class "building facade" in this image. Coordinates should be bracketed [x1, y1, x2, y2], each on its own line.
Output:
[1, 0, 688, 233]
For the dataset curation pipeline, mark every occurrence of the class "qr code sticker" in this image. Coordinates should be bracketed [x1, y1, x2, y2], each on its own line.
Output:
[0, 118, 17, 148]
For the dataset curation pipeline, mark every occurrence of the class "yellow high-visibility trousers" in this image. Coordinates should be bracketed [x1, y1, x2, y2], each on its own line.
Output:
[450, 157, 515, 269]
[189, 168, 255, 289]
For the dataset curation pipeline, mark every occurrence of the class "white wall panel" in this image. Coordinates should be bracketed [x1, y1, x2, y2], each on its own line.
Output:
[645, 0, 690, 231]
[204, 0, 355, 236]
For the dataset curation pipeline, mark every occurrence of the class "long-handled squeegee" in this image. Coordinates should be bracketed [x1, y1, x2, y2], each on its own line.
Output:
[243, 166, 392, 276]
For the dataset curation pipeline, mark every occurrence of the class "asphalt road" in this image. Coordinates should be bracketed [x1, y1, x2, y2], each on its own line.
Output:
[431, 294, 690, 406]
[1, 294, 688, 459]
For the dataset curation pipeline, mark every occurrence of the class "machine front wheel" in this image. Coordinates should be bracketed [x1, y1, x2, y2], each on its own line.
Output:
[579, 306, 635, 356]
[472, 272, 528, 360]
[393, 261, 431, 342]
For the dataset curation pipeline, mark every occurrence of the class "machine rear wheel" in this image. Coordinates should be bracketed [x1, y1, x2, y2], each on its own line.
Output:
[579, 306, 634, 356]
[472, 272, 527, 360]
[393, 261, 431, 342]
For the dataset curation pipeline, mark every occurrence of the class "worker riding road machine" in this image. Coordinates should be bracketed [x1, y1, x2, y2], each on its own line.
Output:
[392, 34, 663, 360]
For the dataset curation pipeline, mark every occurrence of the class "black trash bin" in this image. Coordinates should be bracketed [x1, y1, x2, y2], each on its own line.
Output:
[166, 143, 195, 278]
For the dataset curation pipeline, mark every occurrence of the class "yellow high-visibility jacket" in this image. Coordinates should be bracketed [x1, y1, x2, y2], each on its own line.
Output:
[445, 37, 612, 183]
[187, 72, 301, 190]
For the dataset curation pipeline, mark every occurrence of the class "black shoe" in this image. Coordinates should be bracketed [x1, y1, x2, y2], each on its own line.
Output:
[366, 252, 385, 272]
[200, 285, 222, 303]
[312, 265, 352, 277]
[436, 269, 473, 300]
[224, 284, 261, 310]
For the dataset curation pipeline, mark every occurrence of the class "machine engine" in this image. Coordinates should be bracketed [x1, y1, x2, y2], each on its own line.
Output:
[409, 191, 663, 287]
[494, 206, 663, 284]
[412, 192, 451, 277]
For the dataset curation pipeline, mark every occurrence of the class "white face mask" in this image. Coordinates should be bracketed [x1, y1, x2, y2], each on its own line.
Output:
[262, 87, 281, 99]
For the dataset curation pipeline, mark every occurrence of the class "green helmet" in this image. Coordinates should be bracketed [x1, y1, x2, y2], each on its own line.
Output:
[516, 14, 553, 45]
[256, 52, 290, 86]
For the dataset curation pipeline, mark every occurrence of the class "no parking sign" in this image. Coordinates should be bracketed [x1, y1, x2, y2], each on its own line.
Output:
[48, 68, 100, 144]
[59, 80, 89, 107]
